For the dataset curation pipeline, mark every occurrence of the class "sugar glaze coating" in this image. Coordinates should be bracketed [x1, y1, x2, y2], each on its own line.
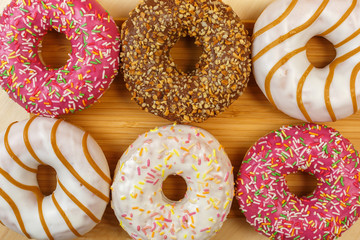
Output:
[0, 0, 120, 117]
[237, 123, 360, 240]
[112, 125, 234, 240]
[0, 117, 111, 239]
[252, 0, 360, 122]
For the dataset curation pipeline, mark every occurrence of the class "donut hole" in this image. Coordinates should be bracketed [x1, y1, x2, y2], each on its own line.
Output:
[162, 174, 187, 202]
[37, 165, 57, 196]
[170, 36, 202, 73]
[306, 36, 336, 68]
[285, 171, 318, 197]
[38, 30, 72, 69]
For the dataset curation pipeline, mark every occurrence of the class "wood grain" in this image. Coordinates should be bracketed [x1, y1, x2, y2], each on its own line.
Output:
[1, 16, 360, 240]
[100, 0, 276, 20]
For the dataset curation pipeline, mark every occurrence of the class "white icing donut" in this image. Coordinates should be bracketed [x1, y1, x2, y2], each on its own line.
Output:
[0, 116, 111, 240]
[111, 125, 234, 240]
[252, 0, 360, 122]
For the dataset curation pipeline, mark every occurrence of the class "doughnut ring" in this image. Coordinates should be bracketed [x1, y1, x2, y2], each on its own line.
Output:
[236, 123, 360, 239]
[0, 116, 111, 239]
[121, 0, 251, 123]
[0, 0, 120, 117]
[252, 0, 360, 122]
[111, 124, 234, 239]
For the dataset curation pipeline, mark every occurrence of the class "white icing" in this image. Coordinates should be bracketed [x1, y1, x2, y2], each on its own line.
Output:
[0, 0, 12, 16]
[252, 0, 360, 122]
[0, 117, 110, 240]
[111, 125, 234, 240]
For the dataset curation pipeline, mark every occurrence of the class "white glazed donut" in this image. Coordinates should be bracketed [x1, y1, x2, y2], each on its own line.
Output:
[252, 0, 360, 122]
[111, 125, 234, 240]
[0, 116, 111, 240]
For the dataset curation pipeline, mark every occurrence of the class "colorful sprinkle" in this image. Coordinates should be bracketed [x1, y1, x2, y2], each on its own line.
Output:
[0, 0, 120, 116]
[236, 123, 360, 239]
[111, 125, 234, 239]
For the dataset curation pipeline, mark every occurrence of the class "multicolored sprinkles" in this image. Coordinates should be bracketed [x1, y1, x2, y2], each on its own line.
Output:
[111, 125, 234, 240]
[0, 0, 120, 116]
[236, 123, 360, 240]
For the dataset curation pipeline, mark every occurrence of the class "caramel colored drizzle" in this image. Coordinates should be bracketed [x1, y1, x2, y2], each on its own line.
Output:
[57, 180, 100, 223]
[4, 122, 37, 173]
[23, 116, 44, 165]
[252, 0, 298, 40]
[350, 62, 360, 113]
[262, 0, 358, 121]
[0, 167, 40, 193]
[319, 0, 357, 36]
[51, 194, 81, 237]
[82, 133, 111, 185]
[0, 167, 52, 239]
[50, 119, 109, 202]
[324, 46, 360, 121]
[335, 28, 360, 48]
[252, 0, 329, 62]
[265, 46, 306, 105]
[38, 198, 53, 240]
[296, 65, 314, 122]
[0, 188, 30, 238]
[322, 0, 360, 120]
[1, 117, 108, 238]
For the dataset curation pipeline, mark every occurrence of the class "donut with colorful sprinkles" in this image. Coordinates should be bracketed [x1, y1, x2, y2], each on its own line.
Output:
[111, 125, 234, 240]
[0, 0, 120, 117]
[236, 123, 360, 240]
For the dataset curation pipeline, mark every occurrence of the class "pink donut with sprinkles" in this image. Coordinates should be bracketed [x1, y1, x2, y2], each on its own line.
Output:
[0, 0, 120, 116]
[236, 123, 360, 240]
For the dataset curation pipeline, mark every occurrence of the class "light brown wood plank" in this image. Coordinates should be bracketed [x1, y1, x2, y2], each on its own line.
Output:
[1, 16, 360, 240]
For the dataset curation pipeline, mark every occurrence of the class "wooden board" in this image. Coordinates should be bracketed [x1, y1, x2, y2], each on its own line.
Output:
[100, 0, 276, 21]
[1, 4, 360, 240]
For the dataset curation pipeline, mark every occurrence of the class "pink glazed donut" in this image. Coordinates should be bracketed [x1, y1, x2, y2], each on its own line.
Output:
[0, 0, 120, 117]
[236, 123, 360, 240]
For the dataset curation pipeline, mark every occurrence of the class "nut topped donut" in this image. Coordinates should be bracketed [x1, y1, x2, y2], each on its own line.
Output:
[236, 123, 360, 240]
[121, 0, 251, 123]
[111, 124, 234, 240]
[0, 0, 120, 117]
[252, 0, 360, 122]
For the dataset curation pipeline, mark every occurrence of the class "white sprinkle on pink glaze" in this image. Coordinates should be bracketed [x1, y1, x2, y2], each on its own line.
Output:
[0, 0, 120, 116]
[236, 123, 360, 240]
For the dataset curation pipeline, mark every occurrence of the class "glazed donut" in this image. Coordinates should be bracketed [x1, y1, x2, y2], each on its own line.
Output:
[121, 0, 251, 123]
[0, 116, 111, 239]
[236, 123, 360, 239]
[111, 125, 234, 240]
[0, 0, 120, 117]
[252, 0, 360, 122]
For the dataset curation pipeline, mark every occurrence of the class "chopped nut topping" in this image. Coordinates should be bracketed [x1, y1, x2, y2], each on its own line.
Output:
[121, 0, 251, 123]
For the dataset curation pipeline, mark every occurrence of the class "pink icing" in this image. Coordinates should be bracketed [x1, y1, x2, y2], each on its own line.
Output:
[236, 123, 360, 240]
[0, 0, 120, 116]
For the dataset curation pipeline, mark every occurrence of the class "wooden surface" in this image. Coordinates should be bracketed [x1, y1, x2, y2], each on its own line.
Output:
[100, 0, 275, 20]
[1, 1, 360, 240]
